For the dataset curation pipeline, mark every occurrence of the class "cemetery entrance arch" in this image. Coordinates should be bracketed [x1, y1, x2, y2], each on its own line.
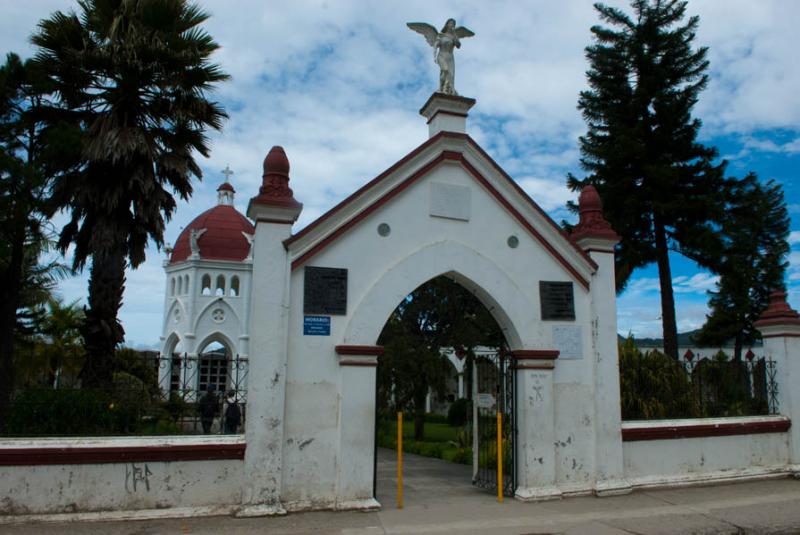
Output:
[243, 117, 625, 511]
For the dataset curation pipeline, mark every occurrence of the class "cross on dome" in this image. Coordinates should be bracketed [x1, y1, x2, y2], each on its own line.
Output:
[217, 165, 236, 205]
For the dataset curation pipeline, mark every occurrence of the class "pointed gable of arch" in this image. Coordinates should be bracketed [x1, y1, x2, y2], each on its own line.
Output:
[285, 131, 597, 290]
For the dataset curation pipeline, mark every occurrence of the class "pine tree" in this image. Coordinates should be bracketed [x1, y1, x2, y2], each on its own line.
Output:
[568, 0, 727, 359]
[694, 175, 789, 359]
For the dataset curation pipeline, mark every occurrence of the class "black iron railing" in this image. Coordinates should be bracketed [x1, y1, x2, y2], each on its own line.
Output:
[2, 352, 249, 437]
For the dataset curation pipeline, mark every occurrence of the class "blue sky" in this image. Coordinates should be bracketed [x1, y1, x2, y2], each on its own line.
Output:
[2, 0, 799, 348]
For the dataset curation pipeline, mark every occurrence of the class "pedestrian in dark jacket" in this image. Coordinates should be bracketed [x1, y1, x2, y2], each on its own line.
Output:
[199, 385, 219, 434]
[224, 391, 241, 434]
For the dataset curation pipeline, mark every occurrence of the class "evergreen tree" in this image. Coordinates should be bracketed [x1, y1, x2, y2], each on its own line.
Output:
[31, 0, 228, 387]
[568, 0, 727, 359]
[0, 52, 77, 418]
[694, 175, 789, 359]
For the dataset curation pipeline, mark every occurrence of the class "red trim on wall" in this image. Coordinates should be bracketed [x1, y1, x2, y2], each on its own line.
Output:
[515, 362, 555, 370]
[426, 110, 469, 125]
[585, 248, 615, 255]
[459, 158, 590, 290]
[335, 345, 385, 356]
[621, 419, 791, 442]
[0, 442, 246, 466]
[291, 154, 448, 270]
[510, 349, 560, 360]
[284, 132, 596, 277]
[285, 134, 444, 248]
[338, 359, 379, 367]
[762, 332, 800, 338]
[256, 217, 295, 225]
[288, 145, 592, 290]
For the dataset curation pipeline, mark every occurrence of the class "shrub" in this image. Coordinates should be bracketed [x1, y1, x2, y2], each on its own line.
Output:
[447, 398, 470, 427]
[4, 388, 117, 435]
[619, 337, 700, 420]
[424, 413, 448, 424]
[450, 447, 472, 465]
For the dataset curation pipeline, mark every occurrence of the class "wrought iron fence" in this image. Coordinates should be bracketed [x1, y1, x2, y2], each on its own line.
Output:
[681, 349, 778, 416]
[2, 351, 249, 437]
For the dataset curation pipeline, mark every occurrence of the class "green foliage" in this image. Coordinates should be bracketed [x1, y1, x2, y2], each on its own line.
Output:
[424, 412, 449, 424]
[568, 0, 728, 359]
[447, 398, 471, 427]
[619, 337, 700, 419]
[694, 176, 790, 358]
[0, 51, 78, 419]
[377, 276, 505, 440]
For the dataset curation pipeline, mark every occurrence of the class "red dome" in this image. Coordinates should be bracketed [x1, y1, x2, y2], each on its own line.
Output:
[170, 204, 254, 264]
[217, 182, 235, 193]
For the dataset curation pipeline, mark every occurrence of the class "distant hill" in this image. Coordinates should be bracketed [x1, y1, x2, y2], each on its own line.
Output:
[618, 329, 761, 348]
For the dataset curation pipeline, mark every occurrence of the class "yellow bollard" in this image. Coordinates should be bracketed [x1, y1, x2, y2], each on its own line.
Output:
[497, 411, 503, 503]
[397, 411, 404, 509]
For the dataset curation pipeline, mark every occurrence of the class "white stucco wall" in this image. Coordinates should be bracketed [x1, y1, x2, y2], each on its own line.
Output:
[623, 417, 790, 488]
[0, 436, 244, 517]
[277, 141, 603, 506]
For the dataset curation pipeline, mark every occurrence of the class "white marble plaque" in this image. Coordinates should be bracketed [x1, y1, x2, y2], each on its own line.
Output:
[553, 325, 583, 360]
[430, 182, 471, 221]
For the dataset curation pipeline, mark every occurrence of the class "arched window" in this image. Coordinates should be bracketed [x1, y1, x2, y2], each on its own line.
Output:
[177, 276, 183, 295]
[183, 275, 190, 294]
[170, 277, 176, 296]
[197, 340, 229, 398]
[230, 276, 240, 297]
[201, 274, 211, 296]
[215, 275, 225, 296]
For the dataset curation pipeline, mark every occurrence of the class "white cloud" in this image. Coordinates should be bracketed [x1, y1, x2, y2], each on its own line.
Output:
[788, 231, 800, 246]
[2, 0, 798, 345]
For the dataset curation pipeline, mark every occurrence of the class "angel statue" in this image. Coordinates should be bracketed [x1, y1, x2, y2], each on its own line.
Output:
[407, 19, 474, 95]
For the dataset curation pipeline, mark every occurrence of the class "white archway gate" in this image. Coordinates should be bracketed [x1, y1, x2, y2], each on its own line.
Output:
[240, 93, 629, 515]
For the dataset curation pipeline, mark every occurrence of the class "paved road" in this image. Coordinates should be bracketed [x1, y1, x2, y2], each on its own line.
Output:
[3, 449, 800, 534]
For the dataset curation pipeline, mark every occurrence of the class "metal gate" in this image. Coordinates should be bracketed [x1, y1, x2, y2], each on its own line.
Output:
[472, 350, 515, 496]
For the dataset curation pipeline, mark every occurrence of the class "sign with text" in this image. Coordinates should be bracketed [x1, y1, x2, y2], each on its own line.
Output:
[539, 281, 575, 321]
[303, 315, 331, 336]
[476, 393, 496, 409]
[304, 266, 348, 315]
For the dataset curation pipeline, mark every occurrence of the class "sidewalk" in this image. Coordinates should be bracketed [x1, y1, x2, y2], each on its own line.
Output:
[3, 451, 800, 534]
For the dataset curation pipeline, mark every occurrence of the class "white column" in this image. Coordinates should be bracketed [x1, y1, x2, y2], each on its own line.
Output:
[335, 346, 382, 510]
[755, 291, 800, 469]
[457, 373, 464, 399]
[513, 352, 561, 501]
[238, 219, 293, 516]
[585, 245, 629, 496]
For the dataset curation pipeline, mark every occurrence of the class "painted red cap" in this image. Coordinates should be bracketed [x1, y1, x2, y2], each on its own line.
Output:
[170, 205, 254, 264]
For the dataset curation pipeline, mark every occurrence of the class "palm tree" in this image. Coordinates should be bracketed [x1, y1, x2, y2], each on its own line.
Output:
[31, 0, 228, 387]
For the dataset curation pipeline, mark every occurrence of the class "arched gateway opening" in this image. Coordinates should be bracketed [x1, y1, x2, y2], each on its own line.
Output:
[241, 95, 625, 513]
[374, 274, 515, 504]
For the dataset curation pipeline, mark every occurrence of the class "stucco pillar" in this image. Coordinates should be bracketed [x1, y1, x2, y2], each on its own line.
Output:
[239, 146, 303, 516]
[419, 92, 475, 138]
[571, 185, 630, 496]
[755, 291, 800, 469]
[513, 351, 560, 501]
[334, 345, 383, 509]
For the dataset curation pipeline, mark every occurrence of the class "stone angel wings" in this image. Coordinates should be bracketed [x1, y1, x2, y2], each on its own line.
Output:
[407, 19, 474, 95]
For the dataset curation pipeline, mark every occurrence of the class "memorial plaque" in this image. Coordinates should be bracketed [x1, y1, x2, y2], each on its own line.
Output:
[539, 281, 575, 321]
[304, 267, 348, 315]
[303, 315, 331, 336]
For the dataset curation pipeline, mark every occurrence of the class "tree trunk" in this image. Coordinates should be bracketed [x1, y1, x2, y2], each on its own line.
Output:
[733, 333, 742, 361]
[413, 388, 426, 441]
[80, 247, 126, 388]
[0, 225, 25, 424]
[654, 217, 679, 360]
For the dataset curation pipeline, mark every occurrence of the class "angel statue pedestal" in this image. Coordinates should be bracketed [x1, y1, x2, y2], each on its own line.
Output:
[420, 92, 476, 138]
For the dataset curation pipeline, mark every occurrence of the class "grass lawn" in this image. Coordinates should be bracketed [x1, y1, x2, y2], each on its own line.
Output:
[379, 418, 471, 464]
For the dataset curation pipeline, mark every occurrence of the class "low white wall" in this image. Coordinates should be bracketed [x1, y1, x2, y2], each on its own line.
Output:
[623, 416, 791, 488]
[0, 436, 244, 517]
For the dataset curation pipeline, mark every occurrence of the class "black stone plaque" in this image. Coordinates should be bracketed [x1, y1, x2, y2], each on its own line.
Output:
[540, 281, 575, 321]
[304, 267, 348, 315]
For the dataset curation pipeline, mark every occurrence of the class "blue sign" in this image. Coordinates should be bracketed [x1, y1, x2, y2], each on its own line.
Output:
[303, 315, 331, 336]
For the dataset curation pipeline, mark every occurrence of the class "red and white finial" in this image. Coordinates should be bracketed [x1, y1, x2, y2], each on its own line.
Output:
[248, 146, 303, 221]
[571, 185, 619, 243]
